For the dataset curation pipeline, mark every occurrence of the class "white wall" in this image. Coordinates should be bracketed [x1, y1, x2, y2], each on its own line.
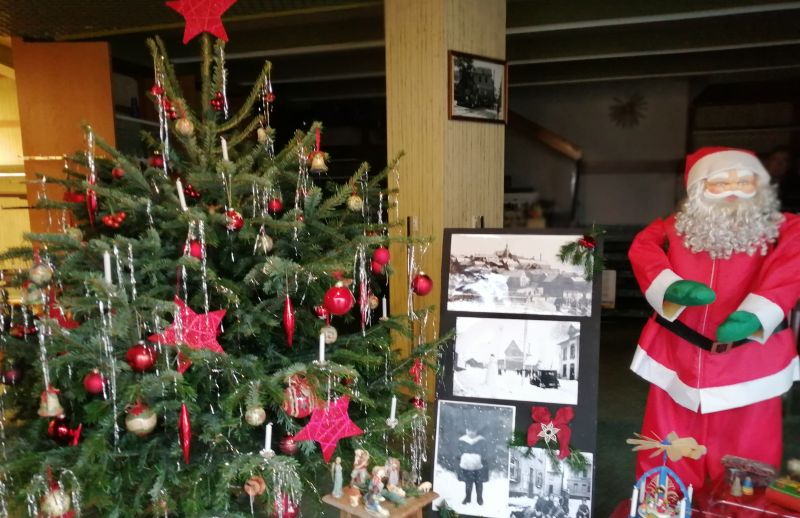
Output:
[506, 78, 690, 225]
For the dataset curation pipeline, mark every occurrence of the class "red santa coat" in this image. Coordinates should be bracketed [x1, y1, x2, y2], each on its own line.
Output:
[629, 213, 800, 414]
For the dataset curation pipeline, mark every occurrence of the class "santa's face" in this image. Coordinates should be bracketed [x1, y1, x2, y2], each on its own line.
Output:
[702, 169, 757, 202]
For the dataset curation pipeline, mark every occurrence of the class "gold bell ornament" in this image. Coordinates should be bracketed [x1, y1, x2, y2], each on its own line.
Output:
[308, 127, 328, 173]
[38, 386, 65, 418]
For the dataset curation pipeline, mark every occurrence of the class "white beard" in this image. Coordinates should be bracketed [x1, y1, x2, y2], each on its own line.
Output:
[674, 182, 783, 259]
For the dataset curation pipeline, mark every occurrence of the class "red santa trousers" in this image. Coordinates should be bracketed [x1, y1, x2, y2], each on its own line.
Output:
[636, 385, 782, 489]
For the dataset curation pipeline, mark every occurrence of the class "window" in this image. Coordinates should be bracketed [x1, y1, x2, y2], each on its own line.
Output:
[570, 345, 575, 359]
[562, 365, 567, 377]
[536, 472, 543, 489]
[570, 364, 575, 380]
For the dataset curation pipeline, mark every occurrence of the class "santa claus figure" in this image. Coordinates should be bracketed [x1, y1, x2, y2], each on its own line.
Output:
[629, 146, 800, 489]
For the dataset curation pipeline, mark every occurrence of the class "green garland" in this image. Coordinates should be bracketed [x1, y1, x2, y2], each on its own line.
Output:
[509, 432, 590, 475]
[557, 225, 606, 281]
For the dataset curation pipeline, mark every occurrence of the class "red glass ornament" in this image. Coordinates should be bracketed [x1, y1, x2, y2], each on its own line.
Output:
[267, 198, 283, 214]
[63, 191, 85, 203]
[282, 295, 295, 347]
[178, 403, 191, 464]
[149, 154, 164, 168]
[410, 397, 425, 409]
[272, 493, 299, 518]
[47, 418, 82, 446]
[373, 246, 390, 265]
[281, 375, 319, 419]
[186, 239, 204, 259]
[323, 283, 354, 316]
[126, 343, 158, 373]
[371, 260, 384, 275]
[279, 434, 298, 456]
[411, 272, 434, 296]
[184, 183, 200, 199]
[111, 167, 125, 179]
[225, 209, 244, 231]
[265, 92, 276, 104]
[150, 85, 164, 96]
[313, 305, 329, 320]
[82, 369, 105, 395]
[1, 365, 21, 385]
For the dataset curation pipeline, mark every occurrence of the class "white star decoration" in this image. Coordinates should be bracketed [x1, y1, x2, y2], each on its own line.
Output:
[538, 422, 560, 445]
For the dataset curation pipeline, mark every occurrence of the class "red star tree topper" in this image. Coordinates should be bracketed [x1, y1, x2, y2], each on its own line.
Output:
[294, 395, 363, 463]
[166, 0, 238, 44]
[149, 297, 226, 373]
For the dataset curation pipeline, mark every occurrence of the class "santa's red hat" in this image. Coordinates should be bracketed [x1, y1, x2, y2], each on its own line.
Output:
[684, 146, 769, 188]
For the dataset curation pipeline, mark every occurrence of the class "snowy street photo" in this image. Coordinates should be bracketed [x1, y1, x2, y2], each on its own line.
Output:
[447, 233, 593, 317]
[508, 448, 593, 518]
[453, 317, 581, 405]
[433, 400, 515, 518]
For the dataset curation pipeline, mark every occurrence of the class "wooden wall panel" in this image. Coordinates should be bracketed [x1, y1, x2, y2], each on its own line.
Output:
[385, 0, 505, 356]
[12, 39, 116, 233]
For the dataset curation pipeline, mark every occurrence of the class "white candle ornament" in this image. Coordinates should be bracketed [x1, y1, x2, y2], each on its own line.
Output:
[629, 487, 638, 517]
[390, 396, 397, 421]
[265, 422, 272, 450]
[318, 333, 326, 363]
[381, 297, 388, 320]
[679, 499, 686, 518]
[103, 251, 113, 285]
[176, 178, 188, 211]
[221, 137, 229, 161]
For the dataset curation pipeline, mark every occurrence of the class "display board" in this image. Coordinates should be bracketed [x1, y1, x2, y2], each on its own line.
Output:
[432, 228, 601, 518]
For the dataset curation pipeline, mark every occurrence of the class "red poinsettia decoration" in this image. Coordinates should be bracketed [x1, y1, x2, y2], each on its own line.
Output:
[578, 235, 596, 249]
[527, 406, 574, 460]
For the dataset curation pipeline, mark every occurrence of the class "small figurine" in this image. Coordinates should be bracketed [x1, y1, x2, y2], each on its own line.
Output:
[731, 476, 743, 497]
[742, 476, 754, 496]
[364, 466, 389, 517]
[331, 456, 344, 498]
[385, 457, 401, 487]
[350, 449, 370, 486]
[417, 481, 432, 493]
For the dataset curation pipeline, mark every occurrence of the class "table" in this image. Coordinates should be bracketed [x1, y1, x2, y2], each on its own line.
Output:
[322, 491, 439, 518]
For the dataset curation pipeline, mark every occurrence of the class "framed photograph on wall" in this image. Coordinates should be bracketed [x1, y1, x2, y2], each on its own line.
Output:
[453, 316, 581, 405]
[433, 400, 516, 518]
[508, 447, 594, 518]
[448, 50, 508, 123]
[446, 232, 593, 317]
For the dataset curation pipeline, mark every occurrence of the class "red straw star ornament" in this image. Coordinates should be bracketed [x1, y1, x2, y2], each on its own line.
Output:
[293, 395, 363, 463]
[166, 0, 237, 44]
[149, 297, 226, 373]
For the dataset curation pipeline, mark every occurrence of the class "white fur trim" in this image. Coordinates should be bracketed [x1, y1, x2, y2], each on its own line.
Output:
[687, 150, 769, 188]
[736, 293, 785, 343]
[645, 269, 685, 320]
[630, 345, 800, 413]
[630, 346, 700, 411]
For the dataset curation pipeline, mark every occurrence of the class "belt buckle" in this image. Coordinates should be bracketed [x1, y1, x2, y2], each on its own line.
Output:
[710, 341, 732, 354]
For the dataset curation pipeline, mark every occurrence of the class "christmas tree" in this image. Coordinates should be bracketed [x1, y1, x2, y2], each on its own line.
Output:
[0, 32, 440, 517]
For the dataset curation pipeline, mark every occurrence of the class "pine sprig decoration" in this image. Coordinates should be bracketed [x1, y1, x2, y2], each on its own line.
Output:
[557, 225, 606, 281]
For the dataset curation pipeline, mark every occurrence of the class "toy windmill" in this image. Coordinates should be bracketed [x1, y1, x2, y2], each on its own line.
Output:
[626, 432, 706, 518]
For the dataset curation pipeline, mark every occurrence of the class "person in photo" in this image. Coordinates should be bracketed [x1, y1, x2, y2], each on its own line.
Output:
[576, 498, 590, 518]
[457, 425, 489, 506]
[485, 353, 499, 387]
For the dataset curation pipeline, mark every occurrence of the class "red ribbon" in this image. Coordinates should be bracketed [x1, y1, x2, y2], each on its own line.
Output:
[527, 406, 574, 460]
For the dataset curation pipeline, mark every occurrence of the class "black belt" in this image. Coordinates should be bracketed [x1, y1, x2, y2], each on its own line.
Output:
[654, 314, 789, 354]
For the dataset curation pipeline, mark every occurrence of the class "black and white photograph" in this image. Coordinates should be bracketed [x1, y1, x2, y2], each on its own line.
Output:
[447, 233, 593, 317]
[448, 50, 507, 123]
[433, 400, 516, 518]
[453, 317, 581, 405]
[508, 448, 593, 518]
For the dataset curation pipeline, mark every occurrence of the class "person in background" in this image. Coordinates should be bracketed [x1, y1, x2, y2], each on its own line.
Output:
[763, 145, 800, 212]
[457, 425, 489, 506]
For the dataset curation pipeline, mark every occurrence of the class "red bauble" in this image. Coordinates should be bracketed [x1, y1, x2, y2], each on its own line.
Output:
[149, 154, 164, 168]
[279, 434, 298, 456]
[63, 191, 85, 203]
[371, 260, 384, 275]
[210, 92, 224, 111]
[82, 369, 105, 395]
[313, 305, 329, 320]
[373, 246, 390, 265]
[265, 92, 276, 104]
[111, 167, 125, 179]
[410, 396, 425, 409]
[184, 183, 200, 199]
[186, 239, 204, 259]
[126, 343, 158, 373]
[267, 198, 283, 214]
[323, 283, 354, 316]
[1, 365, 21, 385]
[225, 209, 244, 231]
[47, 418, 82, 446]
[150, 85, 164, 96]
[272, 493, 299, 518]
[281, 375, 320, 419]
[411, 272, 434, 296]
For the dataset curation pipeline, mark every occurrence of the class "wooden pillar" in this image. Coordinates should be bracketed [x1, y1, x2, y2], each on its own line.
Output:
[12, 39, 116, 234]
[385, 0, 506, 356]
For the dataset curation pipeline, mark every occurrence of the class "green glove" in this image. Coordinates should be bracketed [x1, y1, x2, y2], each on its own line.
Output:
[716, 311, 762, 343]
[664, 280, 716, 306]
